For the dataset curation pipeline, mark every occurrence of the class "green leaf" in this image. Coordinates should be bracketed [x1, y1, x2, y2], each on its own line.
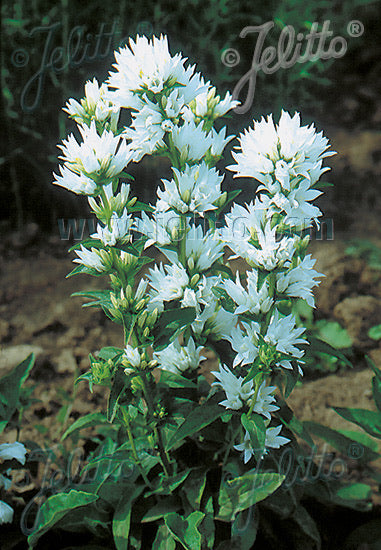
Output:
[145, 471, 190, 497]
[231, 506, 259, 550]
[66, 264, 104, 278]
[335, 483, 372, 503]
[61, 412, 108, 441]
[153, 307, 197, 348]
[316, 321, 352, 349]
[68, 238, 102, 252]
[241, 413, 266, 460]
[108, 369, 128, 422]
[164, 511, 204, 550]
[199, 500, 215, 549]
[142, 496, 181, 523]
[306, 336, 352, 367]
[368, 358, 381, 412]
[152, 524, 176, 550]
[211, 287, 236, 313]
[276, 400, 314, 447]
[128, 200, 154, 213]
[217, 472, 285, 521]
[333, 407, 381, 439]
[167, 404, 223, 450]
[27, 490, 98, 548]
[158, 370, 197, 389]
[97, 346, 124, 361]
[368, 324, 381, 341]
[0, 353, 34, 426]
[182, 468, 207, 510]
[304, 421, 379, 462]
[291, 505, 321, 549]
[113, 486, 143, 550]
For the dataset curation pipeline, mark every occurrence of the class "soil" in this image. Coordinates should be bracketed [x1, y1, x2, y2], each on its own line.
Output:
[0, 127, 381, 548]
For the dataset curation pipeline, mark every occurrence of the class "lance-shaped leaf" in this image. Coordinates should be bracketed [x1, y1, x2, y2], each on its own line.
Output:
[27, 490, 98, 548]
[333, 407, 381, 439]
[0, 353, 34, 431]
[166, 404, 223, 450]
[61, 412, 108, 441]
[241, 413, 266, 460]
[217, 472, 285, 521]
[164, 511, 205, 550]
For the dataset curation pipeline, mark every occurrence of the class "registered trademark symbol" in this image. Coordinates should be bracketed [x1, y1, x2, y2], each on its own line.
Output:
[347, 20, 364, 38]
[348, 442, 364, 459]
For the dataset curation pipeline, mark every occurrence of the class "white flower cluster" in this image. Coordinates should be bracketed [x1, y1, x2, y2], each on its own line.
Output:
[107, 35, 238, 163]
[55, 34, 333, 465]
[0, 442, 27, 524]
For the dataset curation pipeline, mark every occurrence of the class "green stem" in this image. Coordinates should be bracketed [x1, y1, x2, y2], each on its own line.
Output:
[123, 409, 152, 487]
[141, 374, 172, 476]
[178, 215, 187, 267]
[260, 272, 277, 336]
[247, 374, 263, 417]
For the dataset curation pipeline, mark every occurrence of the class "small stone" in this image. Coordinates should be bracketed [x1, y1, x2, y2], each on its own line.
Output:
[0, 320, 10, 342]
[53, 349, 78, 374]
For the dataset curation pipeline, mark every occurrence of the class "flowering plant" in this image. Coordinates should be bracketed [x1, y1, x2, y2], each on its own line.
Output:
[28, 35, 376, 550]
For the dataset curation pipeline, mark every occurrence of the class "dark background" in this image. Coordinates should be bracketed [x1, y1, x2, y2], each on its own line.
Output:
[1, 0, 380, 237]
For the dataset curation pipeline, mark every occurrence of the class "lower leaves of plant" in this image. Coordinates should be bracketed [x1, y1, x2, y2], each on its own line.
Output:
[25, 32, 381, 550]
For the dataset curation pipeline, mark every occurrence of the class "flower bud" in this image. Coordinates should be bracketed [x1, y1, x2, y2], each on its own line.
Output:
[127, 196, 137, 208]
[137, 311, 148, 328]
[187, 257, 195, 271]
[190, 273, 200, 287]
[135, 298, 146, 311]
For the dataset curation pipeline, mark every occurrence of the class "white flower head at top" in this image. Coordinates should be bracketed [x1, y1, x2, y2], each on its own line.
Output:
[154, 337, 205, 375]
[157, 163, 224, 216]
[64, 78, 117, 124]
[107, 34, 207, 110]
[58, 121, 134, 183]
[228, 110, 334, 192]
